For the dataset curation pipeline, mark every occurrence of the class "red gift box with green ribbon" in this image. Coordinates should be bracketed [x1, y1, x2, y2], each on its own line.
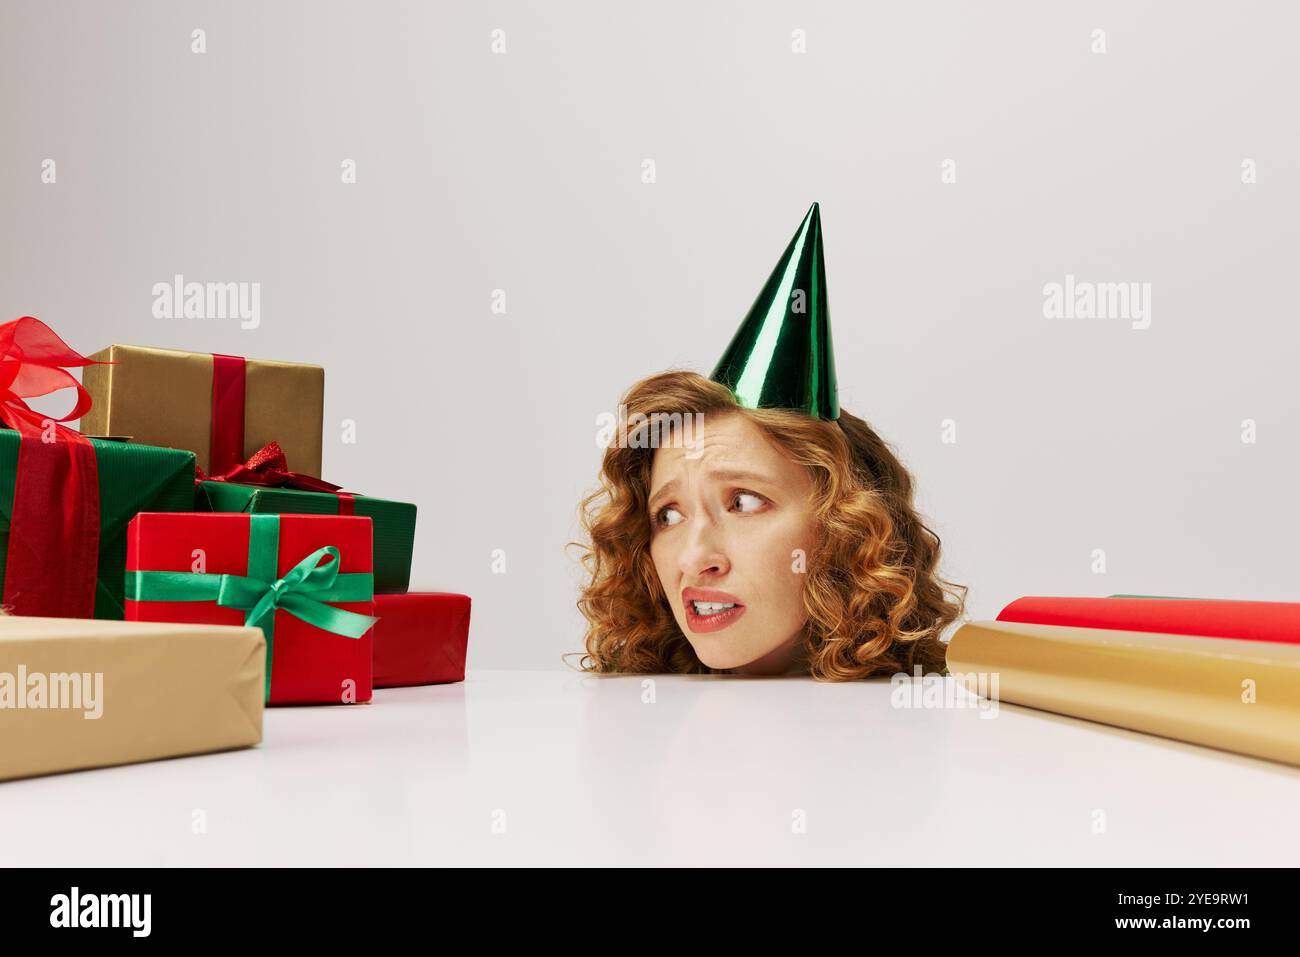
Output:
[124, 512, 378, 705]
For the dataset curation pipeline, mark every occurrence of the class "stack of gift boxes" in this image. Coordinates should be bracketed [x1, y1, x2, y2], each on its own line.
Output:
[0, 317, 470, 780]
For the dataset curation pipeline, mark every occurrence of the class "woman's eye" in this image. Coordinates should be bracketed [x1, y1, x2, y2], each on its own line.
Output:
[731, 491, 766, 513]
[655, 506, 684, 527]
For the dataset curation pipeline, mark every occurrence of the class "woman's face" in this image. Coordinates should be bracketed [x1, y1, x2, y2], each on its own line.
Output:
[647, 411, 818, 674]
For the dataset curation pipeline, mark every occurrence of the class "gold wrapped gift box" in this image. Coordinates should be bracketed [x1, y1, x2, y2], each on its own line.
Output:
[81, 344, 324, 476]
[0, 617, 265, 781]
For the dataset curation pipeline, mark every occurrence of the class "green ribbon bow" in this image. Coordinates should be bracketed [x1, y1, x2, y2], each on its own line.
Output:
[125, 513, 378, 701]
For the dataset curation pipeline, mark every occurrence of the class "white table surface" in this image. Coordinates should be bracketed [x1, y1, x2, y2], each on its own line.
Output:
[3, 669, 1298, 866]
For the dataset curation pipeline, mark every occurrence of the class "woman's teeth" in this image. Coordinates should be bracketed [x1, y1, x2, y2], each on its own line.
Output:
[691, 601, 737, 616]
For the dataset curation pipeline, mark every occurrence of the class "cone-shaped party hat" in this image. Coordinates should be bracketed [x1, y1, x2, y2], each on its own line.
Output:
[709, 202, 839, 420]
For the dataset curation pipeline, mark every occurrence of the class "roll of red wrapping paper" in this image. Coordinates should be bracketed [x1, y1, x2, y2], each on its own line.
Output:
[998, 596, 1300, 646]
[945, 621, 1300, 766]
[1108, 594, 1204, 600]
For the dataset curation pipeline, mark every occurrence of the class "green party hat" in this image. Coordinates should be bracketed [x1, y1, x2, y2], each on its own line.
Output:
[710, 202, 839, 420]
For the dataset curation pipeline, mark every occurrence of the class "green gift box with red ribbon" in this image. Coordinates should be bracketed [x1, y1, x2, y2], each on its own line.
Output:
[124, 512, 377, 705]
[0, 317, 196, 619]
[197, 443, 416, 594]
[0, 432, 196, 619]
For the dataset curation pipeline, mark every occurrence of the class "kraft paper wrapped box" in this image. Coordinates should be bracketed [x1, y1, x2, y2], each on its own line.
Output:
[0, 616, 265, 781]
[373, 592, 471, 687]
[125, 512, 377, 705]
[199, 481, 417, 594]
[80, 344, 324, 478]
[0, 431, 195, 620]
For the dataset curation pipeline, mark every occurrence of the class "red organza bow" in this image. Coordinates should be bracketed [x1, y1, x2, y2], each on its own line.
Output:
[0, 316, 100, 437]
[199, 441, 346, 493]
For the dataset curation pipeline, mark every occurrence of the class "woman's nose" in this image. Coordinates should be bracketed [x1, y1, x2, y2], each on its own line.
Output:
[678, 520, 731, 580]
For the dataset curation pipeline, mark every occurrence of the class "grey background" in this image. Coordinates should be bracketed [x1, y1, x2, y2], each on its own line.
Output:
[3, 1, 1296, 670]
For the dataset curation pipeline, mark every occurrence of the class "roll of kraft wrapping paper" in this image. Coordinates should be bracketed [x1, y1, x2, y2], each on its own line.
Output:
[999, 596, 1300, 646]
[945, 621, 1300, 766]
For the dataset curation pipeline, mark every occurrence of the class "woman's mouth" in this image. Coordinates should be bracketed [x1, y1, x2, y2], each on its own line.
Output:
[682, 588, 747, 634]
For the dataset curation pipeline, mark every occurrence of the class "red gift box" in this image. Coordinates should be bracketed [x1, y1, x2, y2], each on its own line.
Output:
[125, 512, 376, 705]
[372, 592, 471, 687]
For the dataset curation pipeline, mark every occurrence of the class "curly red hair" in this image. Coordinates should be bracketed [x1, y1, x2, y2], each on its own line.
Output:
[572, 371, 966, 680]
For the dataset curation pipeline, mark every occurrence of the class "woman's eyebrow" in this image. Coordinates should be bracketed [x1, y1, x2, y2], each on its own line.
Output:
[647, 478, 679, 511]
[648, 469, 775, 511]
[706, 468, 774, 486]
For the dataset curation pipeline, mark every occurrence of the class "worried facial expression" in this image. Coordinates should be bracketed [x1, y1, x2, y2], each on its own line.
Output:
[647, 412, 818, 674]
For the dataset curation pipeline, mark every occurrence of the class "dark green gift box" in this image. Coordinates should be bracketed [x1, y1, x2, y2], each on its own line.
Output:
[0, 432, 196, 619]
[197, 481, 415, 593]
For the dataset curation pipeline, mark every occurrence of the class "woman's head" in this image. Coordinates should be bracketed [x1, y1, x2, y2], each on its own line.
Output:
[575, 370, 966, 680]
[648, 407, 818, 674]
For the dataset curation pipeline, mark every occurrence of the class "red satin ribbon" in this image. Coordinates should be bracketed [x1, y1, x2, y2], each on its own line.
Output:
[200, 440, 354, 496]
[210, 353, 246, 475]
[0, 317, 103, 618]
